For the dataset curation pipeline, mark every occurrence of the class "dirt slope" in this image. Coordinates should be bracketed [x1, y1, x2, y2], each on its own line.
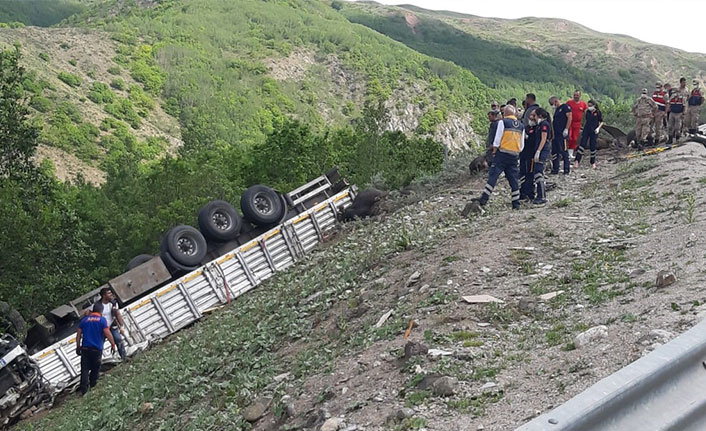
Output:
[249, 142, 706, 431]
[18, 142, 706, 431]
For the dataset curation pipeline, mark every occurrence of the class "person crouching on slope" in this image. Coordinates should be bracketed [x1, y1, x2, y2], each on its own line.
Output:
[574, 100, 603, 169]
[531, 108, 552, 204]
[474, 105, 524, 210]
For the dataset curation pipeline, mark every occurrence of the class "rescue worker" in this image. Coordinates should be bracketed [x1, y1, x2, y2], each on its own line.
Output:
[522, 93, 539, 127]
[678, 77, 690, 138]
[685, 79, 704, 134]
[549, 96, 572, 175]
[519, 110, 537, 201]
[651, 82, 667, 143]
[76, 302, 116, 395]
[633, 88, 656, 147]
[566, 90, 587, 160]
[667, 79, 688, 145]
[475, 105, 524, 210]
[574, 100, 603, 169]
[532, 108, 552, 204]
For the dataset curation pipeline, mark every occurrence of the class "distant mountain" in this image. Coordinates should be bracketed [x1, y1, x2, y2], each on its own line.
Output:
[343, 2, 706, 100]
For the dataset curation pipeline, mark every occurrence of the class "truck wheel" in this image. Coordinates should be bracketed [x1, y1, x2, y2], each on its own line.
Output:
[198, 200, 242, 242]
[125, 254, 154, 272]
[0, 301, 26, 340]
[161, 225, 207, 267]
[240, 185, 285, 226]
[160, 251, 199, 275]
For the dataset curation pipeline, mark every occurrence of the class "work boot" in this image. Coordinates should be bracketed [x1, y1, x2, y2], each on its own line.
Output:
[531, 198, 547, 205]
[689, 128, 697, 135]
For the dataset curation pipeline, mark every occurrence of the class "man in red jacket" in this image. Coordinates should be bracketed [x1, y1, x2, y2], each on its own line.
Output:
[566, 90, 587, 160]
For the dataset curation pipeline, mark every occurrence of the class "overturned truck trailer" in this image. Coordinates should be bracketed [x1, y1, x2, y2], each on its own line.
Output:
[0, 169, 357, 427]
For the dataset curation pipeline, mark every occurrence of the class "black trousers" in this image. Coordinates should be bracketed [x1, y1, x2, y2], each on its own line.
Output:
[79, 347, 102, 394]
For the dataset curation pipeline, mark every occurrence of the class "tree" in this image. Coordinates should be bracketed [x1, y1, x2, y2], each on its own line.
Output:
[0, 47, 39, 180]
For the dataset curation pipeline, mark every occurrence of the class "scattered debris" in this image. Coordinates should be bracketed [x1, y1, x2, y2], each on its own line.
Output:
[462, 295, 504, 304]
[481, 382, 498, 391]
[509, 247, 536, 251]
[563, 216, 592, 223]
[428, 348, 454, 357]
[403, 319, 415, 339]
[396, 407, 415, 420]
[574, 325, 608, 349]
[656, 270, 676, 288]
[140, 402, 154, 414]
[539, 290, 565, 301]
[629, 268, 646, 279]
[375, 309, 394, 328]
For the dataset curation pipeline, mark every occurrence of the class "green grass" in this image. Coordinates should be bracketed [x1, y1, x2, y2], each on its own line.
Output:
[447, 392, 504, 416]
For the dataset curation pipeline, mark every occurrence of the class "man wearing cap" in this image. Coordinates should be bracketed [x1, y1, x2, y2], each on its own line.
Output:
[685, 80, 704, 135]
[651, 82, 668, 143]
[633, 88, 657, 146]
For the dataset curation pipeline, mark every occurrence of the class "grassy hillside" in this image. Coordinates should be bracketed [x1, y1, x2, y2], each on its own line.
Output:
[344, 2, 706, 100]
[0, 0, 87, 27]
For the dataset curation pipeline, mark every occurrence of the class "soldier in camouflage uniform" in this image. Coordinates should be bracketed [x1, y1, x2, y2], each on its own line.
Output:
[633, 88, 656, 146]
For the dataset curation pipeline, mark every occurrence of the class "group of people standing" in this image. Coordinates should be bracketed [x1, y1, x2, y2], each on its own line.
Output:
[633, 77, 704, 147]
[476, 91, 602, 210]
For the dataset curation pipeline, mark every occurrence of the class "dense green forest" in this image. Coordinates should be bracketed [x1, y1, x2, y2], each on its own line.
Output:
[0, 0, 86, 27]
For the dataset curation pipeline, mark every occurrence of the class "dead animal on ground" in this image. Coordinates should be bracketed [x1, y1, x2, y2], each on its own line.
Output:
[343, 188, 388, 221]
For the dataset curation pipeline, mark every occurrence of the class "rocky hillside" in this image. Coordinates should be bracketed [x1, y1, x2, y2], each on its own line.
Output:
[0, 0, 497, 184]
[17, 139, 706, 431]
[344, 2, 706, 99]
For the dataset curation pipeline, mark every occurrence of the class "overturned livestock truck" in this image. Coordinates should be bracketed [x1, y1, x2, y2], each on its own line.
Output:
[1, 169, 356, 427]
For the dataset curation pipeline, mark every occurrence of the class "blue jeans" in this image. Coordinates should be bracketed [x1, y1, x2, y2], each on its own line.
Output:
[110, 327, 126, 359]
[479, 152, 520, 209]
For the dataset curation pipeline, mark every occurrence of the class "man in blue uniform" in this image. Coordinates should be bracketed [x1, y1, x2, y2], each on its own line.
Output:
[76, 302, 116, 395]
[549, 96, 572, 174]
[575, 100, 603, 169]
[474, 105, 524, 210]
[522, 93, 540, 128]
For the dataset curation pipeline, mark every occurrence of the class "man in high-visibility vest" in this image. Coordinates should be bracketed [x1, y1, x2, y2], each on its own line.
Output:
[474, 105, 524, 210]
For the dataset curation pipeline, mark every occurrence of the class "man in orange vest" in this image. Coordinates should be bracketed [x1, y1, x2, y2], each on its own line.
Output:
[651, 82, 667, 144]
[566, 90, 587, 160]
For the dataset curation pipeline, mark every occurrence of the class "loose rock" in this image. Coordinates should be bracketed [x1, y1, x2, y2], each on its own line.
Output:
[404, 341, 429, 360]
[396, 407, 415, 420]
[656, 270, 676, 288]
[432, 376, 457, 396]
[574, 325, 608, 348]
[461, 201, 484, 217]
[320, 417, 344, 431]
[407, 271, 421, 286]
[243, 397, 270, 422]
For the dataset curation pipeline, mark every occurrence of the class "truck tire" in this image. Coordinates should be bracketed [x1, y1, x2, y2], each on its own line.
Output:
[240, 185, 285, 226]
[198, 200, 242, 242]
[0, 301, 26, 340]
[161, 225, 207, 267]
[160, 251, 199, 275]
[125, 254, 154, 272]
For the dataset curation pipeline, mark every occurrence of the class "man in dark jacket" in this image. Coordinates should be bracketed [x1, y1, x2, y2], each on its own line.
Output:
[76, 302, 116, 395]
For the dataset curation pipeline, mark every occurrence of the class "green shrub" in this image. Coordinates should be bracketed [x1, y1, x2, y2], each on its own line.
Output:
[110, 78, 126, 90]
[30, 95, 52, 112]
[107, 65, 121, 75]
[69, 59, 77, 66]
[38, 52, 49, 61]
[87, 82, 116, 104]
[57, 71, 81, 87]
[104, 97, 141, 128]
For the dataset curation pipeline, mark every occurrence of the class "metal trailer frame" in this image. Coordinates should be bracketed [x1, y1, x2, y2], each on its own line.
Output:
[30, 187, 355, 392]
